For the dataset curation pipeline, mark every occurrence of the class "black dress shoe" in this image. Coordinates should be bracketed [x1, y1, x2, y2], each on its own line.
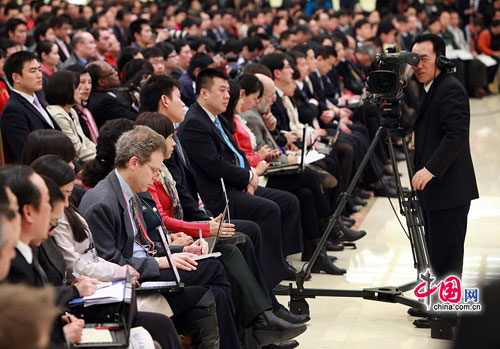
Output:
[351, 196, 367, 206]
[273, 284, 289, 293]
[326, 240, 344, 251]
[252, 311, 307, 346]
[354, 188, 371, 199]
[325, 240, 342, 253]
[374, 185, 398, 198]
[282, 262, 297, 281]
[263, 340, 299, 349]
[311, 254, 346, 275]
[341, 215, 355, 225]
[413, 317, 431, 328]
[407, 307, 429, 317]
[332, 221, 366, 243]
[274, 305, 310, 324]
[393, 148, 406, 161]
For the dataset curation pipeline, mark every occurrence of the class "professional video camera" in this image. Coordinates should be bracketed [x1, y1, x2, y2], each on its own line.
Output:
[365, 47, 420, 128]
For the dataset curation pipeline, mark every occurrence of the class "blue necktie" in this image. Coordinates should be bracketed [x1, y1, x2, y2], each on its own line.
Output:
[214, 116, 245, 168]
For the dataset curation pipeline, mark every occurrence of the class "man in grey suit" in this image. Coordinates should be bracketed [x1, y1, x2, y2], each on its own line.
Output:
[78, 126, 303, 348]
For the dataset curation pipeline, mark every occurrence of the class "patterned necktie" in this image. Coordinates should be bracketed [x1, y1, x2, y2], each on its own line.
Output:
[214, 116, 245, 168]
[33, 96, 54, 128]
[130, 196, 155, 255]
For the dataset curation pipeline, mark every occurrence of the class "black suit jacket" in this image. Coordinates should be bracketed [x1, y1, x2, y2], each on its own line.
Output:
[8, 247, 79, 307]
[177, 101, 251, 215]
[0, 91, 60, 163]
[7, 249, 46, 287]
[86, 90, 137, 129]
[270, 92, 291, 133]
[79, 171, 160, 281]
[413, 72, 479, 211]
[293, 83, 319, 125]
[165, 134, 211, 222]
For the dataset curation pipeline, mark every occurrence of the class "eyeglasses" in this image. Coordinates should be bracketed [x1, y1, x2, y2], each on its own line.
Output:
[144, 163, 160, 177]
[49, 220, 58, 232]
[167, 53, 178, 59]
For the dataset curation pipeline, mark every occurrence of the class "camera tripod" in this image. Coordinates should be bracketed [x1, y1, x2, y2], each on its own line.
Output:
[274, 122, 431, 315]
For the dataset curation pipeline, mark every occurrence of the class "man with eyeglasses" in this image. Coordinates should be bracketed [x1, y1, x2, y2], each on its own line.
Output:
[85, 60, 137, 128]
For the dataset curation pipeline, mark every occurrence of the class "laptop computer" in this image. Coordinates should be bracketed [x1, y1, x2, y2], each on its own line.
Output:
[265, 126, 307, 177]
[74, 269, 136, 347]
[135, 225, 184, 294]
[205, 201, 229, 253]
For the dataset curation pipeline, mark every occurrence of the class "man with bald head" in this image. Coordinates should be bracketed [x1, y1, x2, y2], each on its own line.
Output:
[63, 31, 97, 68]
[240, 73, 284, 156]
[85, 60, 137, 127]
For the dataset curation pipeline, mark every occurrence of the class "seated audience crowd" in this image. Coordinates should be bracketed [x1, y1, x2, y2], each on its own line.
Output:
[0, 0, 498, 347]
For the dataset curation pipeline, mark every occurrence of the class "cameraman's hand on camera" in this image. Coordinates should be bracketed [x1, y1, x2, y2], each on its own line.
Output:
[411, 167, 434, 191]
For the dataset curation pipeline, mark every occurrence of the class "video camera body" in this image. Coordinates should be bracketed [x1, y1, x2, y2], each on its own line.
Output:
[365, 47, 420, 128]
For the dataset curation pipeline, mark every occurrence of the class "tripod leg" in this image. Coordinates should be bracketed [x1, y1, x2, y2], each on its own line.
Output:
[297, 127, 387, 287]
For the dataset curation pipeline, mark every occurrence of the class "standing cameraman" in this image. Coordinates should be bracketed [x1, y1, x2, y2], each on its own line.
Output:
[410, 34, 479, 282]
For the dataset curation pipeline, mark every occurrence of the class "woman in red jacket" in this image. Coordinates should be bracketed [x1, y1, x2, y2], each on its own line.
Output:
[136, 112, 235, 240]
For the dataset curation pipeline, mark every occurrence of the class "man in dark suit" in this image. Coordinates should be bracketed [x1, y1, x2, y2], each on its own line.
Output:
[49, 15, 72, 63]
[79, 126, 304, 347]
[86, 61, 137, 128]
[138, 76, 310, 340]
[0, 51, 60, 163]
[5, 166, 96, 303]
[177, 69, 304, 281]
[411, 34, 479, 281]
[139, 75, 288, 288]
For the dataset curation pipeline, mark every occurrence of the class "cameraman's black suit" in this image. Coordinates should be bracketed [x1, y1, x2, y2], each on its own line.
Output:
[414, 71, 479, 279]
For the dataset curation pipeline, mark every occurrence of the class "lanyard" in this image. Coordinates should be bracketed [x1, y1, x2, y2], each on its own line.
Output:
[123, 192, 156, 255]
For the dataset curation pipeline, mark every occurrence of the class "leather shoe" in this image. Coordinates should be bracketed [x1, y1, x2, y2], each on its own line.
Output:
[282, 262, 297, 281]
[351, 196, 367, 206]
[331, 221, 366, 243]
[325, 240, 342, 253]
[413, 317, 431, 328]
[263, 340, 299, 349]
[341, 215, 355, 225]
[273, 284, 289, 293]
[252, 311, 307, 346]
[311, 254, 346, 275]
[274, 305, 310, 324]
[407, 307, 429, 317]
[374, 185, 397, 198]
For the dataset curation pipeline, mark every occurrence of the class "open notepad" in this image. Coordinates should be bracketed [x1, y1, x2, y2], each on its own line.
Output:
[70, 280, 125, 307]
